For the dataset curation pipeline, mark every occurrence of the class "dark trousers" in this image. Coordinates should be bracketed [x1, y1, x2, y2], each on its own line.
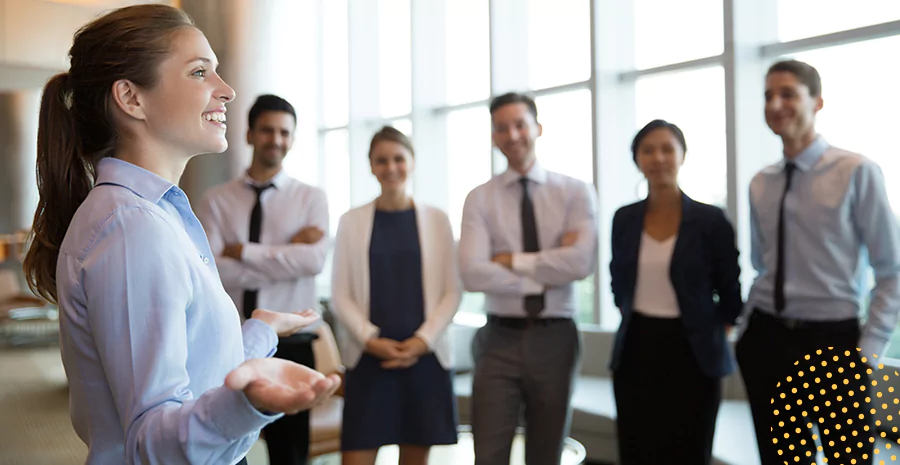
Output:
[471, 317, 581, 465]
[736, 310, 873, 465]
[613, 313, 721, 465]
[263, 334, 316, 465]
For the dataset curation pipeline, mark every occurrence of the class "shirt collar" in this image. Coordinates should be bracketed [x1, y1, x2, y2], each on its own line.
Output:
[243, 168, 288, 190]
[785, 135, 829, 172]
[94, 157, 177, 204]
[501, 160, 548, 186]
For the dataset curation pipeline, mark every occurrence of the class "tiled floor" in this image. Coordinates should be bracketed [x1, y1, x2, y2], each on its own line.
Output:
[0, 347, 86, 465]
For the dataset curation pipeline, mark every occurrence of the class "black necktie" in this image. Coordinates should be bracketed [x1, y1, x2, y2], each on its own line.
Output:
[774, 162, 796, 313]
[242, 183, 273, 319]
[520, 178, 545, 317]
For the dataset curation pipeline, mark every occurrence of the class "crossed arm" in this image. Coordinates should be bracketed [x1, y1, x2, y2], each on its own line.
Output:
[197, 190, 330, 289]
[458, 181, 598, 294]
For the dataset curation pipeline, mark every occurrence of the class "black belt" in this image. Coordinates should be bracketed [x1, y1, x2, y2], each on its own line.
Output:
[488, 315, 571, 329]
[279, 332, 319, 344]
[751, 308, 859, 331]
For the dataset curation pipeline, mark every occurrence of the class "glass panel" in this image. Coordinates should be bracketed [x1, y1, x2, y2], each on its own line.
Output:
[322, 0, 349, 128]
[445, 0, 490, 105]
[527, 0, 591, 89]
[447, 107, 492, 240]
[634, 66, 727, 207]
[282, 140, 319, 187]
[784, 37, 900, 358]
[323, 129, 351, 235]
[633, 0, 724, 70]
[389, 118, 413, 138]
[777, 0, 900, 42]
[378, 0, 412, 118]
[533, 89, 594, 185]
[447, 107, 492, 315]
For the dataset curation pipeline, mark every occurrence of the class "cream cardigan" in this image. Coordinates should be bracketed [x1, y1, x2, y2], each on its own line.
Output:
[330, 201, 461, 369]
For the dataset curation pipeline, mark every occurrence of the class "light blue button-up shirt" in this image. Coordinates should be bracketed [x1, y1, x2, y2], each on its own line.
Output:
[746, 135, 900, 359]
[56, 157, 281, 465]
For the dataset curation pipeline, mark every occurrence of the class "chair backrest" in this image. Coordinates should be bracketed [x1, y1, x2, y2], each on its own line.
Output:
[312, 321, 343, 375]
[0, 269, 22, 302]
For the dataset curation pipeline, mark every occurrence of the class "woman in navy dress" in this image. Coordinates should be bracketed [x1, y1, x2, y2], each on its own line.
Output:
[331, 126, 461, 465]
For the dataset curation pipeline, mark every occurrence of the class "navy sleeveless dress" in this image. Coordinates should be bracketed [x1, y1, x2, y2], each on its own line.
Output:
[340, 208, 459, 450]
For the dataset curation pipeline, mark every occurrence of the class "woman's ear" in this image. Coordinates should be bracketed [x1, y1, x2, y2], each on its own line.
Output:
[110, 79, 147, 121]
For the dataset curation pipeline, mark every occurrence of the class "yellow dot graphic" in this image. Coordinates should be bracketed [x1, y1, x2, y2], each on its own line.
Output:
[772, 347, 900, 463]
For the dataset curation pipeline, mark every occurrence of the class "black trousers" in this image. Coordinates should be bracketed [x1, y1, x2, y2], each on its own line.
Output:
[263, 334, 317, 465]
[612, 313, 722, 465]
[736, 310, 873, 465]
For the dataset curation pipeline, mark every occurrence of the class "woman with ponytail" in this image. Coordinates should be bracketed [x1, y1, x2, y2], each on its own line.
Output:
[22, 5, 339, 465]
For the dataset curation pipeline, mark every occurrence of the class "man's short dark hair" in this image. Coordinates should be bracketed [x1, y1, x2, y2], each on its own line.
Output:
[489, 92, 538, 122]
[767, 59, 822, 97]
[248, 94, 297, 129]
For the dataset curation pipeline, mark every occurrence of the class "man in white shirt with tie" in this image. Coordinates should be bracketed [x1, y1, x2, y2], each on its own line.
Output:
[458, 92, 598, 465]
[197, 94, 329, 465]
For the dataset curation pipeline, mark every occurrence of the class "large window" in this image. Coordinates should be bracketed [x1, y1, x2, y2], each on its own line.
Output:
[377, 0, 412, 118]
[777, 0, 900, 42]
[534, 89, 594, 185]
[526, 0, 591, 89]
[446, 107, 492, 239]
[321, 0, 349, 128]
[632, 0, 723, 70]
[323, 130, 351, 235]
[634, 66, 727, 207]
[444, 0, 490, 105]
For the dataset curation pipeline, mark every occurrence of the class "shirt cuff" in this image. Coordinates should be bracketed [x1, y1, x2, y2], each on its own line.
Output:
[414, 330, 434, 350]
[512, 252, 538, 277]
[205, 386, 283, 440]
[241, 243, 265, 264]
[360, 324, 380, 345]
[242, 318, 279, 360]
[520, 276, 544, 296]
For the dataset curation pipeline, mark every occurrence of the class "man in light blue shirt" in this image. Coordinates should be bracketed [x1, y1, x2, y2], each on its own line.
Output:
[736, 59, 900, 465]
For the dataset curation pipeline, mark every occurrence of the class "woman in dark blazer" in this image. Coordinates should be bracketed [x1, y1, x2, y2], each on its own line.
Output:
[609, 119, 743, 465]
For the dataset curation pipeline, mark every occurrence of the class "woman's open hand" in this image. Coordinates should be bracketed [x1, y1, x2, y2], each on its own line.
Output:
[225, 358, 341, 415]
[251, 308, 320, 337]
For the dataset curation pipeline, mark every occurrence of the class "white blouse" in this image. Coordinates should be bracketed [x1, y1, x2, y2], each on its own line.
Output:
[632, 232, 681, 318]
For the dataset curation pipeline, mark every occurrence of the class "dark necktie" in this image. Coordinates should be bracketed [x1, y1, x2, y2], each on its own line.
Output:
[773, 162, 796, 313]
[242, 183, 274, 319]
[520, 178, 545, 317]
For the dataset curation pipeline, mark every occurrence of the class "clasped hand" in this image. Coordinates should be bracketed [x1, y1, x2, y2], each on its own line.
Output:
[365, 336, 429, 370]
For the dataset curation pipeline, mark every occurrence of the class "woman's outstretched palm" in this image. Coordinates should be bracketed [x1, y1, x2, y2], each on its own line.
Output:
[225, 358, 341, 415]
